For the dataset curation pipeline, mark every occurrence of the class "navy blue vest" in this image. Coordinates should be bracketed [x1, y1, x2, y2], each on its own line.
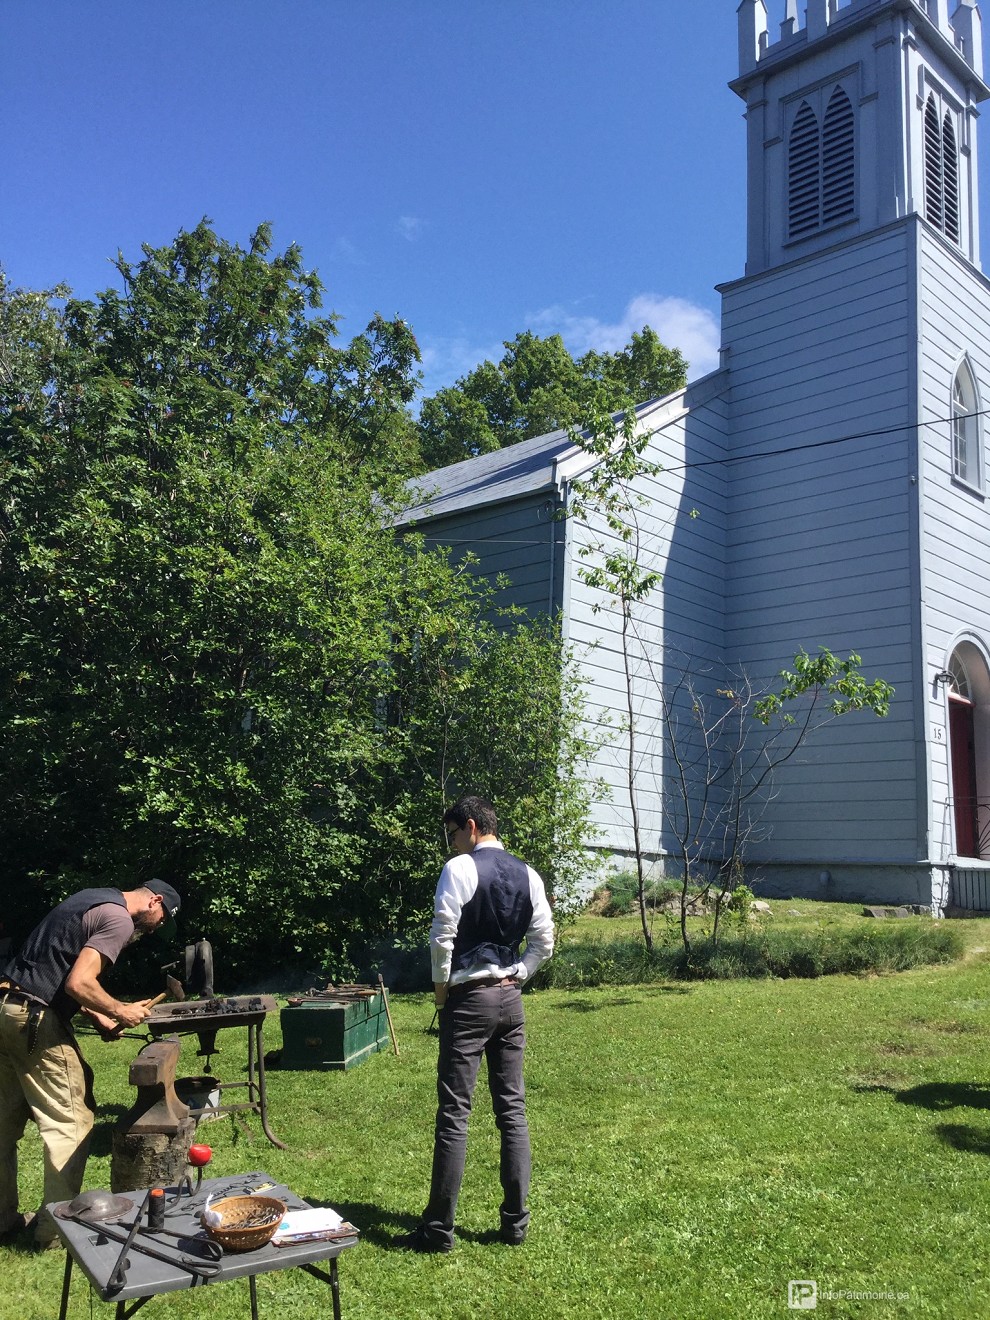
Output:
[450, 848, 533, 975]
[3, 888, 128, 1020]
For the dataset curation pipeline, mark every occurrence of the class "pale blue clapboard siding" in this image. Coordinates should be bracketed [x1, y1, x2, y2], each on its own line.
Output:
[405, 491, 563, 622]
[916, 228, 990, 861]
[718, 224, 920, 863]
[564, 387, 731, 853]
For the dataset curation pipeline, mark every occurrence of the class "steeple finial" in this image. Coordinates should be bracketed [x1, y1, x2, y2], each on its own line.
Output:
[781, 0, 799, 37]
[952, 0, 985, 78]
[806, 0, 830, 40]
[737, 0, 769, 74]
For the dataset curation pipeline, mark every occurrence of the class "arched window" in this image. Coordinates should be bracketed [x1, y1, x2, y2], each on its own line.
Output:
[924, 93, 961, 244]
[952, 359, 981, 487]
[788, 87, 855, 240]
[949, 652, 972, 699]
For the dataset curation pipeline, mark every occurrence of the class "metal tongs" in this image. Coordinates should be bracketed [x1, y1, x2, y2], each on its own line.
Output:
[69, 1198, 222, 1294]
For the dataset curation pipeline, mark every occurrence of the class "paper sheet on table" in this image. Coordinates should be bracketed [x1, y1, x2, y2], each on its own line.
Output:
[273, 1206, 358, 1244]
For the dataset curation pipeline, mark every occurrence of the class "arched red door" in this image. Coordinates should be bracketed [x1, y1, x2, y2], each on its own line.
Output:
[950, 693, 979, 857]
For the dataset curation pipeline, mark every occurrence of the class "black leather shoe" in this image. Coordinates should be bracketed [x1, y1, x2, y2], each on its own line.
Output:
[392, 1228, 453, 1254]
[499, 1229, 527, 1246]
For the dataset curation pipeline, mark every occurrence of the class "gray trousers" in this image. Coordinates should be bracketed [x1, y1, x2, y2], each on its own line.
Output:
[422, 981, 531, 1247]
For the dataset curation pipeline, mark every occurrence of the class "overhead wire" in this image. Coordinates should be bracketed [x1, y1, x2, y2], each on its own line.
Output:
[405, 402, 978, 545]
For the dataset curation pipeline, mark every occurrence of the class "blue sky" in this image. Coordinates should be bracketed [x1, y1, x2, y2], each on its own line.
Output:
[3, 2, 748, 397]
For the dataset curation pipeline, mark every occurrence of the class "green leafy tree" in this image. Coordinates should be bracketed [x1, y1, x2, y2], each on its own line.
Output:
[0, 225, 598, 983]
[417, 327, 686, 471]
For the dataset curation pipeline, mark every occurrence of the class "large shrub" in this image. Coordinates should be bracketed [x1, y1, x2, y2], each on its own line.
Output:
[0, 226, 599, 985]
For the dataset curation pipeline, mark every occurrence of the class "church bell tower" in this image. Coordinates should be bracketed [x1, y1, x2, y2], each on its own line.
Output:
[733, 0, 988, 275]
[715, 1, 990, 904]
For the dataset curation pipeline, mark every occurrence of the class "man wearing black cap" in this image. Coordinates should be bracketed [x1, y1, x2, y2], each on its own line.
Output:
[0, 881, 181, 1248]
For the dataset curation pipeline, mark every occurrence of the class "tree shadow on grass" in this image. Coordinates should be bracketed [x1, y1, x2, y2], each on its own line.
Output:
[935, 1124, 990, 1156]
[851, 1081, 990, 1158]
[850, 1081, 990, 1110]
[894, 1082, 990, 1111]
[555, 987, 690, 1012]
[556, 998, 639, 1012]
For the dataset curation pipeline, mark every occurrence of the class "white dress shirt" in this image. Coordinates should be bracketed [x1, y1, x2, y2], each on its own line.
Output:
[430, 840, 555, 987]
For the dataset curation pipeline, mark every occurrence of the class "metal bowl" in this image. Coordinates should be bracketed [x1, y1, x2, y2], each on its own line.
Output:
[54, 1190, 135, 1223]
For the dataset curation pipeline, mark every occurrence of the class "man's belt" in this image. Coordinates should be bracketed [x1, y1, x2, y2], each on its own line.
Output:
[0, 982, 48, 1054]
[450, 976, 519, 992]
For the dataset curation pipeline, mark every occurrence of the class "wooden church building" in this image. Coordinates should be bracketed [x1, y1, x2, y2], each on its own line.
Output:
[401, 0, 990, 913]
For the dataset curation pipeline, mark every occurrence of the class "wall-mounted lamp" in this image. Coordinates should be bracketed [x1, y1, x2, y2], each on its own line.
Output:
[933, 670, 953, 687]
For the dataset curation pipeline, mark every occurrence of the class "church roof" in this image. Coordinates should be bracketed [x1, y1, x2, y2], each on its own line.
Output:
[397, 423, 576, 526]
[398, 368, 729, 526]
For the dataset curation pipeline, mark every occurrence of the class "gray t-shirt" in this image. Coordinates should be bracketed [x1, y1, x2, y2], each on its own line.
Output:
[80, 903, 134, 965]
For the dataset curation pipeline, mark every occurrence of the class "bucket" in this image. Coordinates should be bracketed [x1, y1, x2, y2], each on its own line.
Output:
[175, 1075, 222, 1122]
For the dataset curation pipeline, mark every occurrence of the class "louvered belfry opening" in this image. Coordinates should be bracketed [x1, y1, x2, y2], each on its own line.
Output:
[788, 87, 854, 241]
[822, 88, 855, 225]
[925, 95, 945, 230]
[924, 93, 960, 244]
[788, 101, 821, 238]
[942, 113, 960, 243]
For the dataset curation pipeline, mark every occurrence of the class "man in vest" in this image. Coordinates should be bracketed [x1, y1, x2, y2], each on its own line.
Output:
[0, 881, 181, 1248]
[396, 795, 554, 1253]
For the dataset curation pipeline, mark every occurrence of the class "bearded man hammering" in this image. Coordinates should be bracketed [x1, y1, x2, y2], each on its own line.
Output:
[0, 881, 181, 1248]
[396, 795, 554, 1253]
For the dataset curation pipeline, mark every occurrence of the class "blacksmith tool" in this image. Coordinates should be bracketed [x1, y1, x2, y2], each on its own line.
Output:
[54, 1191, 135, 1224]
[69, 1212, 222, 1291]
[425, 1009, 439, 1037]
[106, 1190, 150, 1292]
[378, 974, 399, 1057]
[138, 1223, 224, 1261]
[99, 991, 170, 1043]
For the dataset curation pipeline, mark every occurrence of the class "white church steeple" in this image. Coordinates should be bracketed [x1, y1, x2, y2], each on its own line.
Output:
[733, 0, 990, 275]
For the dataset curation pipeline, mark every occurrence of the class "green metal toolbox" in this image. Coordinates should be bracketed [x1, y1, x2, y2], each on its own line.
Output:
[279, 985, 389, 1071]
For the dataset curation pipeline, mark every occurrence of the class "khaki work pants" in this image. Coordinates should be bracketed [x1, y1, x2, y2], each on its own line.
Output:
[0, 995, 95, 1245]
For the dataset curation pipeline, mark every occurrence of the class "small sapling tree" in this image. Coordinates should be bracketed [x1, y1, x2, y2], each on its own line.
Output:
[566, 407, 894, 958]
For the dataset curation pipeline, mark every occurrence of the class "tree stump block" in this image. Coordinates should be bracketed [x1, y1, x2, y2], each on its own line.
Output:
[110, 1036, 195, 1193]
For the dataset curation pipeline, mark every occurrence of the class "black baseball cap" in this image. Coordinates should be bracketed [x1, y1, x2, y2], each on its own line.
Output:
[150, 880, 182, 919]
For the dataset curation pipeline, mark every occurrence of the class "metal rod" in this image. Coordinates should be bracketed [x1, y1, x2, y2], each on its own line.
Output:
[378, 974, 399, 1057]
[107, 1191, 150, 1293]
[255, 1020, 287, 1148]
[68, 1213, 221, 1286]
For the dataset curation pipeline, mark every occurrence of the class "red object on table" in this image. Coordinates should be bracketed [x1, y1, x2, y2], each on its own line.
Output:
[188, 1144, 212, 1167]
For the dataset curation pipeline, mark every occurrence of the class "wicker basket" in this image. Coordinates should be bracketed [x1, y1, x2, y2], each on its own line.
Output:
[202, 1195, 286, 1251]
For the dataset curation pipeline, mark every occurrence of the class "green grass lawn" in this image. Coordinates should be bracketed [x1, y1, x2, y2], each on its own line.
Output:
[7, 905, 990, 1318]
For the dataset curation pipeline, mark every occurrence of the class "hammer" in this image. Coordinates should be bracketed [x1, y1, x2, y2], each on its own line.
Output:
[99, 992, 169, 1042]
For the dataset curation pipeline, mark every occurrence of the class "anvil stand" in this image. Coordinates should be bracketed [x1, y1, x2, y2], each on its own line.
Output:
[145, 998, 286, 1149]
